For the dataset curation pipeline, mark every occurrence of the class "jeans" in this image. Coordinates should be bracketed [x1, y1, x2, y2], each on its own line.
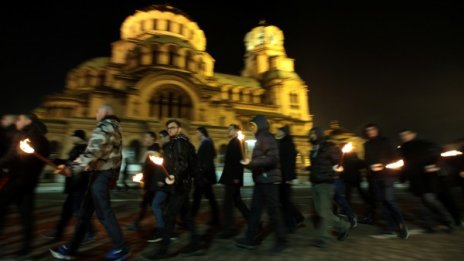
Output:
[245, 183, 286, 244]
[334, 178, 355, 222]
[152, 190, 168, 229]
[222, 184, 250, 232]
[68, 170, 126, 254]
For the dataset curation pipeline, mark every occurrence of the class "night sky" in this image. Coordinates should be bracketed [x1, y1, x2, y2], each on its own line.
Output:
[1, 1, 463, 144]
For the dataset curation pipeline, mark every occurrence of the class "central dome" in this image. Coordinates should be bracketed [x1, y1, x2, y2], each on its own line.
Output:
[120, 4, 206, 51]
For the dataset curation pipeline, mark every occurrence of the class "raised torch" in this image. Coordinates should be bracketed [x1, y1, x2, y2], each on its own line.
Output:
[148, 155, 175, 185]
[19, 138, 57, 168]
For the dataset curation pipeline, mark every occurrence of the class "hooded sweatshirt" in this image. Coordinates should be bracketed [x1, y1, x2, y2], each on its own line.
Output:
[246, 115, 281, 184]
[308, 127, 341, 184]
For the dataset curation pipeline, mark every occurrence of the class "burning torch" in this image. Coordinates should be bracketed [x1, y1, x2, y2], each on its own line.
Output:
[19, 138, 58, 168]
[237, 130, 246, 160]
[148, 155, 175, 185]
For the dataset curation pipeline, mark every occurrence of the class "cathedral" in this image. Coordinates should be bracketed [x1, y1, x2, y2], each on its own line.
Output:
[36, 4, 313, 181]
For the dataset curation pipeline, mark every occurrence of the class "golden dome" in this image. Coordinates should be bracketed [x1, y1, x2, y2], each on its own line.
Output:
[120, 4, 206, 51]
[244, 21, 285, 51]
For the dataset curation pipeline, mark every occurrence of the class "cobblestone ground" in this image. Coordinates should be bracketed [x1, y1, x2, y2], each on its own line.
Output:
[1, 185, 463, 260]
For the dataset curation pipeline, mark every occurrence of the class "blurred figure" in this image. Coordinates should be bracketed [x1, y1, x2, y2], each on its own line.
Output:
[50, 105, 129, 261]
[191, 126, 220, 226]
[307, 127, 350, 248]
[275, 125, 304, 233]
[128, 131, 161, 231]
[0, 114, 17, 157]
[398, 129, 454, 232]
[363, 124, 408, 239]
[43, 130, 95, 242]
[235, 115, 287, 253]
[341, 151, 370, 208]
[0, 113, 50, 259]
[217, 124, 249, 239]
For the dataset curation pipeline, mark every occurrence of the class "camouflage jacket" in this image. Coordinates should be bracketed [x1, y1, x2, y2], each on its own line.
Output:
[71, 115, 122, 174]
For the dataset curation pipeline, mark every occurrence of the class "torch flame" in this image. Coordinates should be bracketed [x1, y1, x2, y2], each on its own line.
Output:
[237, 131, 245, 141]
[20, 139, 35, 154]
[441, 150, 463, 157]
[149, 155, 164, 166]
[342, 142, 354, 153]
[132, 173, 143, 183]
[386, 160, 404, 170]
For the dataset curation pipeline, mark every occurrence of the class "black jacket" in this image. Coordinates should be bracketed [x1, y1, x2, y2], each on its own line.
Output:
[400, 139, 443, 195]
[246, 115, 281, 184]
[309, 140, 341, 184]
[364, 136, 399, 183]
[142, 143, 166, 192]
[219, 137, 244, 186]
[341, 152, 365, 185]
[196, 138, 217, 185]
[60, 141, 88, 193]
[0, 124, 16, 158]
[164, 134, 197, 193]
[278, 132, 297, 182]
[0, 120, 50, 191]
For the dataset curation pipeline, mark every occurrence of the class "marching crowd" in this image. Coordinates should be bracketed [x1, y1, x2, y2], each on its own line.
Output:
[0, 105, 463, 260]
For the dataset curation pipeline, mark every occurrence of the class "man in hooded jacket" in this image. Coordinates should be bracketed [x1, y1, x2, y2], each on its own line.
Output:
[307, 127, 350, 248]
[235, 115, 287, 253]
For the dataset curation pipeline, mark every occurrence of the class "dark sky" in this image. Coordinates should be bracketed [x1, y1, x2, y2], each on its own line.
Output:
[1, 1, 463, 144]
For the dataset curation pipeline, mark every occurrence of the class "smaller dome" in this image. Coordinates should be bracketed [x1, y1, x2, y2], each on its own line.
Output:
[244, 22, 285, 51]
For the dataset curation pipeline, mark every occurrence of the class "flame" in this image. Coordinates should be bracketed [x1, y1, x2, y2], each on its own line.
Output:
[342, 142, 354, 153]
[20, 139, 35, 154]
[132, 173, 143, 183]
[237, 131, 245, 141]
[386, 160, 404, 169]
[441, 150, 463, 157]
[149, 155, 164, 166]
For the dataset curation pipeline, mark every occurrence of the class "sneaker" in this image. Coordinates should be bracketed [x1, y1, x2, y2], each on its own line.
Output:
[350, 216, 358, 228]
[147, 234, 162, 243]
[337, 227, 350, 241]
[235, 238, 258, 250]
[104, 247, 130, 261]
[49, 245, 75, 260]
[398, 224, 409, 240]
[43, 230, 60, 240]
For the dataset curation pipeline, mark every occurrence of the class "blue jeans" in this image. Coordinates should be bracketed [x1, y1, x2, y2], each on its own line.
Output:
[152, 191, 167, 229]
[68, 170, 126, 253]
[373, 178, 405, 231]
[334, 178, 355, 221]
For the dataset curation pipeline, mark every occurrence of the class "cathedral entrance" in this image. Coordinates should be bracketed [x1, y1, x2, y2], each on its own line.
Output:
[148, 85, 193, 120]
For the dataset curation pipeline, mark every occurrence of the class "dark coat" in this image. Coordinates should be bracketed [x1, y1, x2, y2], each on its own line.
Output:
[0, 124, 16, 158]
[341, 152, 365, 186]
[219, 137, 244, 186]
[309, 140, 341, 184]
[62, 142, 88, 193]
[0, 120, 50, 191]
[142, 143, 166, 192]
[164, 134, 197, 193]
[278, 134, 297, 182]
[400, 139, 444, 195]
[246, 115, 281, 184]
[196, 138, 217, 185]
[364, 136, 399, 183]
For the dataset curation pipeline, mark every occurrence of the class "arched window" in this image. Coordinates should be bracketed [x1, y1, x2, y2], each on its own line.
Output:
[149, 87, 193, 120]
[185, 51, 192, 70]
[152, 19, 158, 29]
[166, 20, 171, 31]
[151, 45, 159, 64]
[167, 46, 177, 66]
[290, 92, 299, 109]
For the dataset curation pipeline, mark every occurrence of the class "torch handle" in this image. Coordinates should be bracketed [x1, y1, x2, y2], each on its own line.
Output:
[159, 165, 174, 180]
[33, 152, 57, 168]
[338, 153, 345, 167]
